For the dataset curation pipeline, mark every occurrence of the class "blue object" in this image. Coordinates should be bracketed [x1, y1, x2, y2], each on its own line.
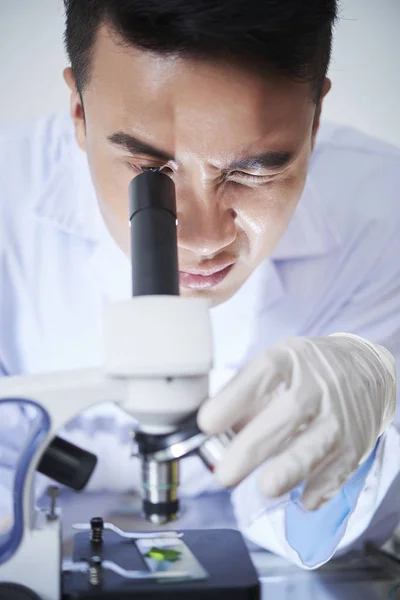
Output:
[285, 443, 379, 568]
[0, 399, 50, 566]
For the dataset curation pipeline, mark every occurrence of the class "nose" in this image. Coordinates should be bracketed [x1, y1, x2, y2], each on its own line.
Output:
[176, 181, 237, 258]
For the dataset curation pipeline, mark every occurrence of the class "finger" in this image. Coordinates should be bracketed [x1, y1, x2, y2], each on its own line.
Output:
[259, 417, 341, 499]
[198, 348, 289, 435]
[301, 449, 358, 511]
[214, 388, 321, 487]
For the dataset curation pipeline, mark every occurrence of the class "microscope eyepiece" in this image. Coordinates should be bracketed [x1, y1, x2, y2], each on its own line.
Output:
[129, 172, 179, 297]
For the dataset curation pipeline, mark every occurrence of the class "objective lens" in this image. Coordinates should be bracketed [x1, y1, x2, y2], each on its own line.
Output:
[141, 458, 179, 525]
[197, 431, 234, 472]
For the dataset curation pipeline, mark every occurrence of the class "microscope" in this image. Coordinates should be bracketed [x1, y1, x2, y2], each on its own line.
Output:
[0, 173, 260, 599]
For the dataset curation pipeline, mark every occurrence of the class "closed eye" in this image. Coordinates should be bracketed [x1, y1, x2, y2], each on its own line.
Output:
[228, 171, 277, 185]
[128, 163, 173, 175]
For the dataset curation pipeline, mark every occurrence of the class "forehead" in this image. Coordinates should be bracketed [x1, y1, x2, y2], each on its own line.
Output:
[86, 26, 315, 158]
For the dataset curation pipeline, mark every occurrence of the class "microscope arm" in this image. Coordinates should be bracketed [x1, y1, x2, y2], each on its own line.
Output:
[0, 367, 128, 531]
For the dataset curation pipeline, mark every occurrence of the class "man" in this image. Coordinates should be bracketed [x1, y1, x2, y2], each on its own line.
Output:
[0, 0, 399, 569]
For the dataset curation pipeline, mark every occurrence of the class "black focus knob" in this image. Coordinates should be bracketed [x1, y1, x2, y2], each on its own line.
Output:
[37, 436, 97, 491]
[90, 516, 104, 544]
[0, 583, 42, 600]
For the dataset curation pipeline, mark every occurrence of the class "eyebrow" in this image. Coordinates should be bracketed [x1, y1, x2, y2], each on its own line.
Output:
[108, 131, 293, 171]
[107, 132, 173, 162]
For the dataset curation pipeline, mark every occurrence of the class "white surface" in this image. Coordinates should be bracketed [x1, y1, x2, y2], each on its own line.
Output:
[0, 512, 61, 600]
[0, 368, 127, 528]
[0, 0, 399, 146]
[105, 296, 212, 376]
[105, 296, 212, 430]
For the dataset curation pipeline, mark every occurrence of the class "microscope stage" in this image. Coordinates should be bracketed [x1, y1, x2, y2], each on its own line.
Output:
[63, 528, 260, 599]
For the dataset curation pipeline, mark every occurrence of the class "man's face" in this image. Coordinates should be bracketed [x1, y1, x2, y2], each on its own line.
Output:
[66, 26, 328, 306]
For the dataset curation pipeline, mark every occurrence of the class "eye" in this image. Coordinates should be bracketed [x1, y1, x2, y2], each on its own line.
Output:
[228, 171, 275, 185]
[128, 163, 173, 176]
[142, 166, 163, 173]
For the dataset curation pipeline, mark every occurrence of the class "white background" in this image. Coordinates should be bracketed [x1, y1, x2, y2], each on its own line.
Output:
[0, 0, 399, 146]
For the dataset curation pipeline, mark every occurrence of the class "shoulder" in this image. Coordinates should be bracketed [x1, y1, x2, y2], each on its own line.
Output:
[0, 113, 75, 200]
[312, 122, 400, 227]
[0, 114, 77, 301]
[310, 122, 400, 268]
[0, 113, 75, 201]
[0, 113, 76, 242]
[272, 124, 400, 332]
[0, 113, 75, 160]
[316, 121, 400, 159]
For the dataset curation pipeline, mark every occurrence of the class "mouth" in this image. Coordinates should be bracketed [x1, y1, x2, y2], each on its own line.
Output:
[179, 262, 235, 290]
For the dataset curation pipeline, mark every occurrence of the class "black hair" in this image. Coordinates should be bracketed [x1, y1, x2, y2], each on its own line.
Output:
[64, 0, 338, 102]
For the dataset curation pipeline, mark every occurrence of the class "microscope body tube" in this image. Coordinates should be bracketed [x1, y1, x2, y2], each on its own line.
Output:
[128, 173, 185, 524]
[126, 173, 232, 525]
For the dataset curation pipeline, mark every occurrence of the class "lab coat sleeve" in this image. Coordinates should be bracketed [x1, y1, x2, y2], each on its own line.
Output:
[230, 219, 400, 569]
[0, 365, 48, 522]
[0, 361, 57, 522]
[0, 362, 18, 520]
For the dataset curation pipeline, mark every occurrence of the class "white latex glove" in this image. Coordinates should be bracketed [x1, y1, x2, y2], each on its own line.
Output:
[198, 334, 396, 511]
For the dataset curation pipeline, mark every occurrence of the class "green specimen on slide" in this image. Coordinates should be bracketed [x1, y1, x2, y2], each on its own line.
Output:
[145, 547, 182, 562]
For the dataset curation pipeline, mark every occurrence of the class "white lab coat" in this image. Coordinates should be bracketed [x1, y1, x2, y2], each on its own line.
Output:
[0, 114, 399, 568]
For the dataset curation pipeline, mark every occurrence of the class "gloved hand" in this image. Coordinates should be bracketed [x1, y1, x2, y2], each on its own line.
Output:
[198, 334, 396, 511]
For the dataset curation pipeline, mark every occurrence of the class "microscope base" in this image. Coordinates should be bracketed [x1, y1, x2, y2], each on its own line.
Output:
[63, 528, 260, 599]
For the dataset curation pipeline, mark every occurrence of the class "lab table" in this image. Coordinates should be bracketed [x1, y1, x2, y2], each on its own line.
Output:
[252, 545, 400, 599]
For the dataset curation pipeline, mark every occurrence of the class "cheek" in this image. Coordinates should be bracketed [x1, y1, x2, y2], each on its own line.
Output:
[234, 174, 306, 257]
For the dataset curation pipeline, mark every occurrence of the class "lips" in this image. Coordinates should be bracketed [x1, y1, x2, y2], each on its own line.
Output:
[179, 262, 235, 290]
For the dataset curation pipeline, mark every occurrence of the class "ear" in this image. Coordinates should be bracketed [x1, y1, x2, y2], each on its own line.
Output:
[312, 77, 331, 149]
[63, 67, 87, 152]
